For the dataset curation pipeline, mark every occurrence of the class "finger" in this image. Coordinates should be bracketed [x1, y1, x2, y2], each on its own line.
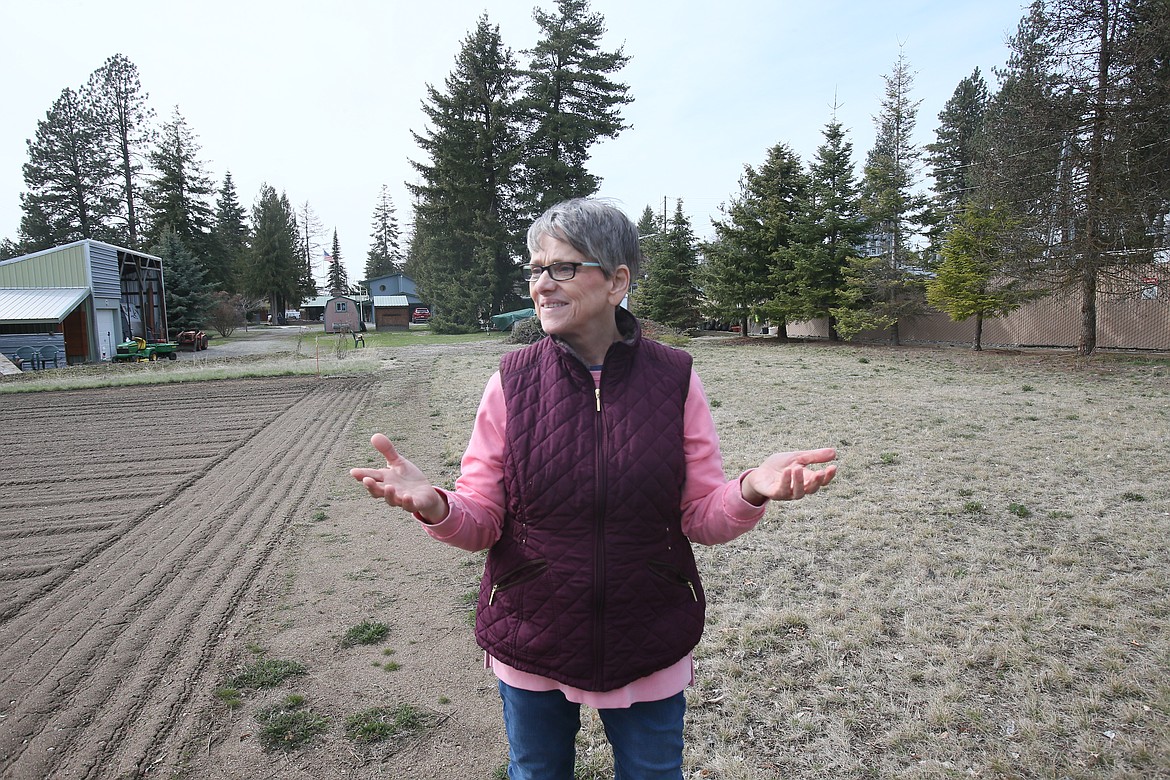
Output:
[789, 467, 805, 499]
[370, 433, 398, 463]
[794, 447, 837, 466]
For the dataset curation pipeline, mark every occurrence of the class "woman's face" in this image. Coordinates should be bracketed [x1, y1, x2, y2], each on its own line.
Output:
[528, 233, 628, 344]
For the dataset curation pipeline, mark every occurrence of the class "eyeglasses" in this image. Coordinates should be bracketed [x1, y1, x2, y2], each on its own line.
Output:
[522, 261, 603, 282]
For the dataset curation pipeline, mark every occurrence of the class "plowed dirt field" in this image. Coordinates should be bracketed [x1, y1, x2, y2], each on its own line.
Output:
[0, 342, 511, 779]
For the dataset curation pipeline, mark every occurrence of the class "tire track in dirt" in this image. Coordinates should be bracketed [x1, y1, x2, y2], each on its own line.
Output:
[0, 375, 374, 779]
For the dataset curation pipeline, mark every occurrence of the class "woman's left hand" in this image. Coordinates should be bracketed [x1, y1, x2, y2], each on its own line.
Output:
[741, 448, 837, 505]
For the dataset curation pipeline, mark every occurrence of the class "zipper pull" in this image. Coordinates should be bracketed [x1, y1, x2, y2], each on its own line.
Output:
[687, 581, 698, 602]
[595, 387, 601, 412]
[489, 584, 499, 606]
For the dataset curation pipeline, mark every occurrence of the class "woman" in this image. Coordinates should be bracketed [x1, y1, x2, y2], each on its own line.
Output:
[351, 198, 836, 779]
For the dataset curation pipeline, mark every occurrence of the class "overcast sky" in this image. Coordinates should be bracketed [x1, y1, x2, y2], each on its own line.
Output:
[1, 0, 1027, 283]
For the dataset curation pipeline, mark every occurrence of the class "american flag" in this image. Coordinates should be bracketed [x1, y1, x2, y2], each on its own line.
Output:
[323, 250, 334, 264]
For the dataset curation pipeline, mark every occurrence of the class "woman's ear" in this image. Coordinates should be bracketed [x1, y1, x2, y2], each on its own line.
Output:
[608, 265, 631, 304]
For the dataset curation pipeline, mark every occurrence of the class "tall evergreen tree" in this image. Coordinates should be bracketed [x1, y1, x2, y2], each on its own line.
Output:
[522, 0, 632, 214]
[787, 119, 867, 339]
[408, 15, 526, 332]
[847, 49, 930, 343]
[246, 184, 299, 322]
[207, 172, 249, 293]
[985, 0, 1169, 355]
[327, 229, 348, 293]
[153, 227, 213, 334]
[701, 143, 806, 335]
[365, 185, 403, 279]
[925, 68, 990, 234]
[143, 107, 215, 256]
[630, 200, 700, 330]
[19, 87, 119, 251]
[86, 54, 154, 248]
[753, 143, 809, 337]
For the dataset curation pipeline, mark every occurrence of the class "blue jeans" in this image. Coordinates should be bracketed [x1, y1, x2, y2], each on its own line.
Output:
[498, 680, 685, 780]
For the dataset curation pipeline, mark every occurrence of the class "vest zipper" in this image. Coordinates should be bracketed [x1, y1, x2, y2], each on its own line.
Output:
[592, 376, 607, 689]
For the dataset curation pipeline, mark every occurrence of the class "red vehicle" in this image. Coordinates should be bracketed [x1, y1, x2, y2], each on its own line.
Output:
[412, 307, 431, 324]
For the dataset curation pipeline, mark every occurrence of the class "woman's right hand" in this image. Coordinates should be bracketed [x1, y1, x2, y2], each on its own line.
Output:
[350, 433, 448, 523]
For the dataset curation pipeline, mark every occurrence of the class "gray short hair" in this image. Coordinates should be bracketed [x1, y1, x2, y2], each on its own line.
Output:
[527, 198, 642, 278]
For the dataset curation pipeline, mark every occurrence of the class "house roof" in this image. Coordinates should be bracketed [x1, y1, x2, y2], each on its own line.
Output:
[372, 295, 410, 307]
[0, 287, 90, 325]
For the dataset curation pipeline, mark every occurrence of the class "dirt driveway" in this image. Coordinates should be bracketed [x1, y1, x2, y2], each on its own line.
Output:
[0, 342, 510, 779]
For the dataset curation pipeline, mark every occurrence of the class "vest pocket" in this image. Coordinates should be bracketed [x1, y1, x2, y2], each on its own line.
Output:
[488, 558, 549, 605]
[648, 560, 699, 602]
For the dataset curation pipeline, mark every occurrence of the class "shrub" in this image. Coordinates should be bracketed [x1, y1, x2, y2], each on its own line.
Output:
[506, 317, 544, 344]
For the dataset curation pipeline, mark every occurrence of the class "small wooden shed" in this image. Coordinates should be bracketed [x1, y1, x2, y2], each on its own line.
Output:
[323, 295, 362, 333]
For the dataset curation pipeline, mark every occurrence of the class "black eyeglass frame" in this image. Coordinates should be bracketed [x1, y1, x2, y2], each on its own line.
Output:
[522, 261, 604, 282]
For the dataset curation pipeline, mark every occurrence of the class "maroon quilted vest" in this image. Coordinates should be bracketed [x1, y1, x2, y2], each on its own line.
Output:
[476, 312, 706, 691]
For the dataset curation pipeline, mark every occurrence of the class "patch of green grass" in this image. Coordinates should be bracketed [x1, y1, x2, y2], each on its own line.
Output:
[963, 501, 985, 514]
[340, 620, 390, 648]
[1008, 503, 1032, 518]
[214, 687, 243, 710]
[1121, 491, 1146, 502]
[438, 695, 451, 705]
[255, 695, 328, 750]
[879, 452, 899, 465]
[382, 661, 402, 672]
[343, 704, 430, 743]
[310, 509, 327, 522]
[228, 658, 307, 689]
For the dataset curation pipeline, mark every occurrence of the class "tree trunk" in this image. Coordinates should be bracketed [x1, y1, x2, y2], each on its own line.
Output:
[973, 312, 984, 351]
[1078, 265, 1098, 356]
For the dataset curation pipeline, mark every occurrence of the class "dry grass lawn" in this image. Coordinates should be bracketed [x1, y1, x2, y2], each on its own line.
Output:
[427, 336, 1169, 779]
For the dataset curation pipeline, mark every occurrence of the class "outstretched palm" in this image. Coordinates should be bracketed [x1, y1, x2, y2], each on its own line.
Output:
[350, 433, 446, 520]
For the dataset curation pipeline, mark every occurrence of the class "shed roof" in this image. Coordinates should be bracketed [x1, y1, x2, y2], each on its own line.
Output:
[0, 287, 90, 325]
[372, 295, 410, 307]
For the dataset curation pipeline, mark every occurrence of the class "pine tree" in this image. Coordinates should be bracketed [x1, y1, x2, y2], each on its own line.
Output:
[246, 184, 299, 322]
[207, 172, 249, 293]
[984, 0, 1168, 355]
[848, 49, 930, 343]
[153, 227, 213, 333]
[19, 87, 120, 251]
[786, 119, 867, 339]
[925, 69, 990, 235]
[701, 143, 806, 335]
[631, 200, 700, 330]
[408, 15, 526, 332]
[326, 229, 349, 293]
[365, 185, 403, 279]
[143, 107, 215, 257]
[926, 203, 1040, 350]
[522, 0, 632, 214]
[86, 54, 154, 248]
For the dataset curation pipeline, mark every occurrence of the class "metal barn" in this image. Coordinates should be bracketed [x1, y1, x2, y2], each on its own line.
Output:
[0, 240, 168, 365]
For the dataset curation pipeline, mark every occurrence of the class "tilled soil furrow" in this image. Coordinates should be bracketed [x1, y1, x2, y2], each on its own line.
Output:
[91, 381, 376, 778]
[0, 377, 373, 779]
[0, 381, 329, 623]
